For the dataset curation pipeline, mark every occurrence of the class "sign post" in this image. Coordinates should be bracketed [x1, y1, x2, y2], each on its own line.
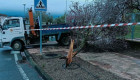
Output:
[34, 0, 47, 54]
[40, 12, 42, 54]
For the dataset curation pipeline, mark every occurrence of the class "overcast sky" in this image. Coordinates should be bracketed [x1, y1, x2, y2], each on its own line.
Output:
[0, 0, 93, 17]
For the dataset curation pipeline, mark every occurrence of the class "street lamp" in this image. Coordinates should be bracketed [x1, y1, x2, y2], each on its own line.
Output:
[23, 4, 26, 18]
[65, 0, 67, 23]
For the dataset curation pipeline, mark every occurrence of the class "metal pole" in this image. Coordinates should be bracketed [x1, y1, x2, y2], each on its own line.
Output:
[131, 13, 135, 40]
[40, 11, 42, 54]
[23, 4, 26, 18]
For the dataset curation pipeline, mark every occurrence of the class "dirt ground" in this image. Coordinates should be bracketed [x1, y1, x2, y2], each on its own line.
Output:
[26, 43, 140, 80]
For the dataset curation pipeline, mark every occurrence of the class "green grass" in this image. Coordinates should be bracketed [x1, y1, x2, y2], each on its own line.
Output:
[135, 25, 140, 38]
[125, 25, 140, 39]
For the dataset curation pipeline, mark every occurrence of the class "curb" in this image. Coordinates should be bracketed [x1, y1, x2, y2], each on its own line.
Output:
[24, 50, 53, 80]
[126, 40, 140, 49]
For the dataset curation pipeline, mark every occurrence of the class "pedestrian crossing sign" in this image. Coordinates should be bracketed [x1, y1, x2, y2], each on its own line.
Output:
[34, 0, 47, 11]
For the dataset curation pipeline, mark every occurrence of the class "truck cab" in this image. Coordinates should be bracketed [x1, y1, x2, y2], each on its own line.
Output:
[0, 17, 25, 51]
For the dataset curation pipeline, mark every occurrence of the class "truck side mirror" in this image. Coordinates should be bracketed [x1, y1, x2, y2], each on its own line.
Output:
[0, 25, 3, 31]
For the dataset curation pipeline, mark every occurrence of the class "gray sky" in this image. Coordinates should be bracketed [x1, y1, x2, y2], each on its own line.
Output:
[0, 0, 92, 17]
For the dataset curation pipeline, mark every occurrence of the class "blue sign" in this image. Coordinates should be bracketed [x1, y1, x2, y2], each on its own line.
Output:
[34, 0, 47, 11]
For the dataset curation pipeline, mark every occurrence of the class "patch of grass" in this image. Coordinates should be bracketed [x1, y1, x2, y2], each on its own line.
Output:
[134, 25, 140, 38]
[125, 25, 140, 39]
[42, 64, 45, 68]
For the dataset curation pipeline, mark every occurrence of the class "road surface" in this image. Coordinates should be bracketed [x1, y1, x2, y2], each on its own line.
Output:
[0, 46, 43, 80]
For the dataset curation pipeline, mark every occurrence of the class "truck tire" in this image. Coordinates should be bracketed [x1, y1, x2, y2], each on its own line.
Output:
[12, 41, 23, 51]
[59, 36, 70, 46]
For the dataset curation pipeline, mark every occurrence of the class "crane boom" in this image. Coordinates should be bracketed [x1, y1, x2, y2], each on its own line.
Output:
[28, 8, 36, 36]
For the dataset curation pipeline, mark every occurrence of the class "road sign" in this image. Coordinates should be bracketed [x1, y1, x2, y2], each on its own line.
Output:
[34, 0, 47, 11]
[34, 0, 47, 54]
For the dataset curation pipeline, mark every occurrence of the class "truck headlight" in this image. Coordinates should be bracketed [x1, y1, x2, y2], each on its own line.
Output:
[0, 39, 3, 48]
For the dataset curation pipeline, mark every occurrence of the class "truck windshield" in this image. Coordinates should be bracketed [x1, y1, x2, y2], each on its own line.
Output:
[3, 19, 20, 30]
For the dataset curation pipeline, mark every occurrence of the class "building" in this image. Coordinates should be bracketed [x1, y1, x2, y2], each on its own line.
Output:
[0, 14, 7, 25]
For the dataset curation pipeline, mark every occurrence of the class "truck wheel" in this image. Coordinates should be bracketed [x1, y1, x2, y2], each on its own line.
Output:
[60, 36, 70, 46]
[12, 41, 23, 51]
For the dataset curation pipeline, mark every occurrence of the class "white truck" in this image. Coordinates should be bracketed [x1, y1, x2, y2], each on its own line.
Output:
[0, 17, 71, 51]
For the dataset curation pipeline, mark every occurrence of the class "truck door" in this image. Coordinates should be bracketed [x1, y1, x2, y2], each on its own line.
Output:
[2, 19, 24, 43]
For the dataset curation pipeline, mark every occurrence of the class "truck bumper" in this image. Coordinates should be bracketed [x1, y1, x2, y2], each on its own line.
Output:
[0, 43, 3, 48]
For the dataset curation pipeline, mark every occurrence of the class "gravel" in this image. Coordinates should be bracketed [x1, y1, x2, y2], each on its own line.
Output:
[29, 51, 127, 80]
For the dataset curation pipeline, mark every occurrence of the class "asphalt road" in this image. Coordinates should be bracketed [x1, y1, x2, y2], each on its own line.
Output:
[0, 46, 43, 80]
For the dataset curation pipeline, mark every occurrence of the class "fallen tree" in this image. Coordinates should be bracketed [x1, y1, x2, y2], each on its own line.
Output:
[67, 0, 135, 53]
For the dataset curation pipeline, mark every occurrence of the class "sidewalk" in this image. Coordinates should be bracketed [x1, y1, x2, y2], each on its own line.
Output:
[77, 52, 140, 80]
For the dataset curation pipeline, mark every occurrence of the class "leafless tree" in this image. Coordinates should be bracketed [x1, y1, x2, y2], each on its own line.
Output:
[67, 0, 134, 53]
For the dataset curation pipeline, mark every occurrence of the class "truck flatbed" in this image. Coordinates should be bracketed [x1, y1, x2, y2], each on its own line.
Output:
[42, 24, 71, 36]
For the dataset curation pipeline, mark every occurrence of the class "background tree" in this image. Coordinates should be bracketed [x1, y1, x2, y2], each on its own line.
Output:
[126, 0, 140, 11]
[34, 11, 54, 25]
[54, 14, 65, 24]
